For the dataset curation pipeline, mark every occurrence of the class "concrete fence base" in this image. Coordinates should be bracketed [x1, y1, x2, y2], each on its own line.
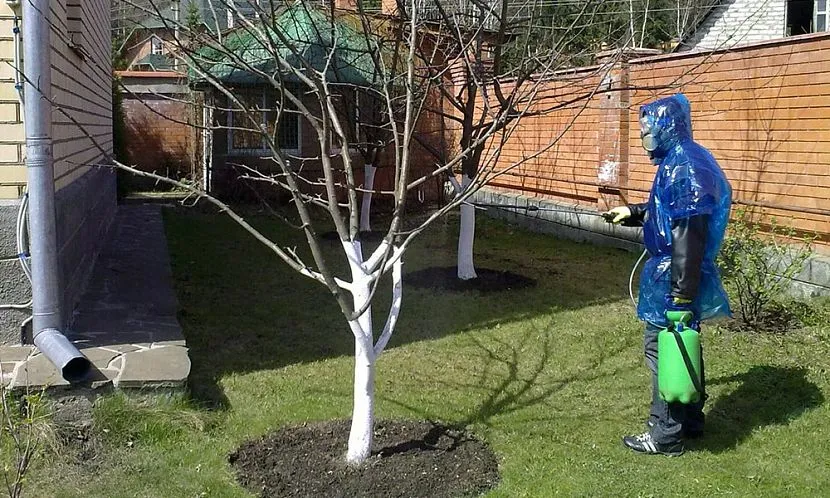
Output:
[472, 189, 830, 299]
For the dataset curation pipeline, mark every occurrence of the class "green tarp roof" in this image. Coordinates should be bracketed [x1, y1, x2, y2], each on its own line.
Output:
[190, 4, 382, 86]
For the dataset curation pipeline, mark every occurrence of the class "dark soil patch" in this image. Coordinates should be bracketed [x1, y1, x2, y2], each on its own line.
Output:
[725, 310, 802, 334]
[229, 419, 499, 498]
[406, 266, 537, 293]
[722, 301, 826, 334]
[50, 394, 100, 465]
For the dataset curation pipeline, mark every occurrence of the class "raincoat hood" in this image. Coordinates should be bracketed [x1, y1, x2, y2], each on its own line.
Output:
[639, 93, 693, 161]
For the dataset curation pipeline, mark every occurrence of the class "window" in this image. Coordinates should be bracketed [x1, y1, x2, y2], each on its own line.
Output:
[227, 0, 260, 29]
[787, 0, 829, 34]
[228, 88, 301, 155]
[787, 0, 814, 35]
[226, 8, 235, 29]
[150, 36, 164, 55]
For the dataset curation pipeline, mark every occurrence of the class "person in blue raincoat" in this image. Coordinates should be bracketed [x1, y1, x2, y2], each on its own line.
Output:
[604, 93, 732, 456]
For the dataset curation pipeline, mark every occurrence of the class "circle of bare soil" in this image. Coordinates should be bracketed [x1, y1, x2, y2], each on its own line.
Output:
[405, 266, 537, 293]
[229, 419, 500, 498]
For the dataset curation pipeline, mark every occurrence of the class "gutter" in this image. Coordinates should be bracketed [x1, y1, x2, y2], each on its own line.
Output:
[20, 0, 90, 382]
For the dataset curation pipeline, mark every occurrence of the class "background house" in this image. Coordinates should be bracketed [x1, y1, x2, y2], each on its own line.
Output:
[679, 0, 829, 52]
[0, 0, 115, 345]
[113, 0, 318, 72]
[195, 3, 442, 202]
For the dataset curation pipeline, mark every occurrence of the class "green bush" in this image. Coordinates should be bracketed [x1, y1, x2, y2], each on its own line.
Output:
[718, 208, 814, 329]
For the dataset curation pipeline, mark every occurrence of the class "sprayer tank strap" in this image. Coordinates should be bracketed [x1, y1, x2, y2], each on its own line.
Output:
[669, 328, 704, 395]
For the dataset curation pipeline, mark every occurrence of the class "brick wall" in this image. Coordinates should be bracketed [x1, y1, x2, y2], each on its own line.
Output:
[122, 94, 194, 181]
[0, 3, 25, 199]
[485, 33, 830, 253]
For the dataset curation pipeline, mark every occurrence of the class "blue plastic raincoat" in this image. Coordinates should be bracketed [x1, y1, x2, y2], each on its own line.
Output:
[635, 94, 732, 327]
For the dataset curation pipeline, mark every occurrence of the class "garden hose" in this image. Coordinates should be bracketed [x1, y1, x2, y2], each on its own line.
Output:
[0, 191, 32, 311]
[629, 248, 648, 308]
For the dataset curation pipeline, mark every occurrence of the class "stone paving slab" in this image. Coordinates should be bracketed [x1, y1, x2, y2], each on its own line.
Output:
[0, 205, 190, 391]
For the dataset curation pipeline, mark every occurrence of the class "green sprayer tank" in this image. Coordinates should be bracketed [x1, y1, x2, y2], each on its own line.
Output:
[657, 310, 702, 404]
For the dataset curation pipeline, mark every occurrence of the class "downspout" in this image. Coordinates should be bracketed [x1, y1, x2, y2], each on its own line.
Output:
[21, 0, 90, 382]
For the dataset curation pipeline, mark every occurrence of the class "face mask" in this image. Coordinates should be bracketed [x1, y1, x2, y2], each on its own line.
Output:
[641, 133, 658, 152]
[639, 113, 658, 153]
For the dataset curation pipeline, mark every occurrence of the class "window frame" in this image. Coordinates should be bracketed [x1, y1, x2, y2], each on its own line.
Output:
[817, 0, 829, 32]
[227, 88, 302, 156]
[150, 36, 164, 55]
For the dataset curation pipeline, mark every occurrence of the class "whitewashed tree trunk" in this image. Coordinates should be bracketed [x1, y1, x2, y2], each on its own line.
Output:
[359, 164, 377, 233]
[347, 331, 375, 464]
[344, 241, 376, 464]
[457, 174, 477, 280]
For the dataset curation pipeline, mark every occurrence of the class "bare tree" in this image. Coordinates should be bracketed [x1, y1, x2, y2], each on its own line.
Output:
[74, 0, 623, 465]
[412, 0, 616, 280]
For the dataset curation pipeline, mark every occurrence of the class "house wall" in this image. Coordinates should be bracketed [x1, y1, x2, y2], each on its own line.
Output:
[0, 0, 116, 345]
[0, 4, 25, 198]
[208, 91, 443, 204]
[679, 0, 787, 52]
[0, 4, 27, 344]
[484, 33, 830, 257]
[123, 28, 176, 69]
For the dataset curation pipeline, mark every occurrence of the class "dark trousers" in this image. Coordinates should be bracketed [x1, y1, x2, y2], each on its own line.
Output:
[644, 322, 706, 444]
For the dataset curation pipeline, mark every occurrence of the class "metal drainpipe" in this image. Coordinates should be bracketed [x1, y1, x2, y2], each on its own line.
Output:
[22, 0, 90, 382]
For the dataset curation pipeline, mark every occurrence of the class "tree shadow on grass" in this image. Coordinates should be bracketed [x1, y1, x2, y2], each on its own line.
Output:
[693, 366, 824, 453]
[162, 209, 639, 410]
[375, 318, 635, 432]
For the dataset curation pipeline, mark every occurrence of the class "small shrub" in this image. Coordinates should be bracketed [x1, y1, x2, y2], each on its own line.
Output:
[718, 208, 815, 329]
[1, 389, 47, 498]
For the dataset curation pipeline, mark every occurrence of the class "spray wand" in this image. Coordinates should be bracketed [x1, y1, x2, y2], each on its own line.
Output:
[466, 202, 614, 219]
[466, 200, 647, 307]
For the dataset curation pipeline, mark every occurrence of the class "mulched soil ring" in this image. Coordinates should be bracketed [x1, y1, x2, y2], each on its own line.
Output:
[405, 266, 537, 293]
[229, 419, 500, 498]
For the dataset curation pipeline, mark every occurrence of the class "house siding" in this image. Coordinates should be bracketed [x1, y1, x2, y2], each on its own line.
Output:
[0, 4, 24, 200]
[680, 0, 787, 52]
[0, 0, 116, 345]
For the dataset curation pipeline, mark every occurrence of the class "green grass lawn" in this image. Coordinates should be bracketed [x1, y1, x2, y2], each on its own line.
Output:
[23, 209, 830, 497]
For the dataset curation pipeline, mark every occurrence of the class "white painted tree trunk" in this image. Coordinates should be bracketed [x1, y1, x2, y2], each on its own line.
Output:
[457, 174, 477, 280]
[346, 331, 375, 464]
[359, 164, 377, 233]
[344, 241, 376, 464]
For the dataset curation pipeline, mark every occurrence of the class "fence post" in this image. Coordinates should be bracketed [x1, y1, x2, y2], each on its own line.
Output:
[595, 48, 662, 211]
[595, 51, 629, 212]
